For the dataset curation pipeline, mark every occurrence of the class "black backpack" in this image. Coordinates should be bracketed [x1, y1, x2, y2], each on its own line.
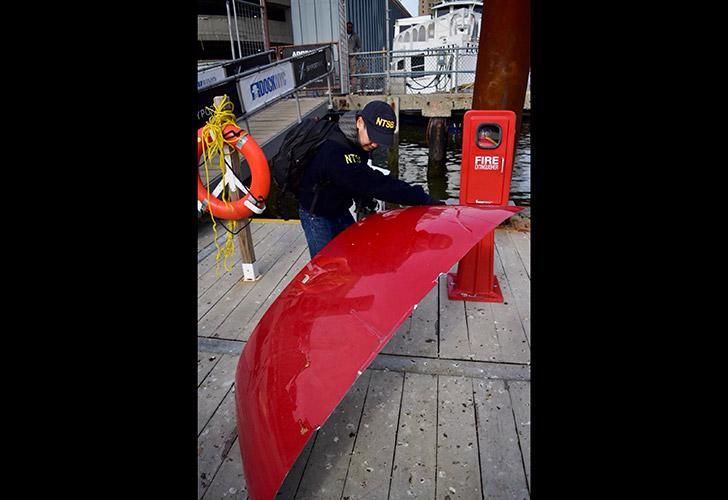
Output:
[270, 117, 340, 197]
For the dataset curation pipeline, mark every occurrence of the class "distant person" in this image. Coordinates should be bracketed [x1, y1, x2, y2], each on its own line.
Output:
[297, 100, 443, 258]
[347, 21, 362, 93]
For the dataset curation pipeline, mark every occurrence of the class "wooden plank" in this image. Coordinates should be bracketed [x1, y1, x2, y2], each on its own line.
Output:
[464, 250, 529, 363]
[199, 222, 264, 263]
[508, 380, 531, 490]
[389, 372, 438, 500]
[197, 222, 276, 286]
[464, 301, 501, 363]
[369, 354, 530, 381]
[489, 249, 530, 363]
[198, 225, 301, 333]
[438, 270, 473, 360]
[234, 246, 310, 342]
[198, 218, 263, 251]
[198, 354, 238, 434]
[197, 223, 277, 298]
[246, 98, 326, 144]
[449, 231, 529, 363]
[507, 230, 530, 278]
[198, 389, 238, 499]
[198, 220, 217, 250]
[494, 230, 531, 345]
[381, 283, 438, 357]
[276, 436, 316, 498]
[436, 375, 481, 500]
[227, 233, 310, 341]
[197, 224, 289, 320]
[473, 379, 530, 500]
[295, 371, 372, 499]
[201, 435, 248, 499]
[213, 229, 306, 340]
[198, 352, 222, 387]
[341, 370, 404, 500]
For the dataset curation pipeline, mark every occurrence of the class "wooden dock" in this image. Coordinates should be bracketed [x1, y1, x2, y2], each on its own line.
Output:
[197, 219, 531, 499]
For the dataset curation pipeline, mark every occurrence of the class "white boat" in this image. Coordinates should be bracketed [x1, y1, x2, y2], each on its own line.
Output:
[390, 0, 483, 94]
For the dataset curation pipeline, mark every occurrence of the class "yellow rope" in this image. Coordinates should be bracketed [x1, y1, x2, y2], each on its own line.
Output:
[200, 95, 239, 275]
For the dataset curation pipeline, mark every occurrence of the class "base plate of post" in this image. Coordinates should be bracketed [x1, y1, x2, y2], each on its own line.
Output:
[446, 272, 504, 303]
[241, 262, 262, 282]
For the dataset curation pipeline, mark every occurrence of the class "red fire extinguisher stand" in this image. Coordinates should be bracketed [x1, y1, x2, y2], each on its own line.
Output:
[447, 110, 517, 302]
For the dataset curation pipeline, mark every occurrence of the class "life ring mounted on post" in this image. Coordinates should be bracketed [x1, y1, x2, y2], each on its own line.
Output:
[197, 124, 270, 220]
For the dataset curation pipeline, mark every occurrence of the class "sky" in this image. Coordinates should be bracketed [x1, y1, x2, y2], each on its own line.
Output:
[400, 0, 419, 16]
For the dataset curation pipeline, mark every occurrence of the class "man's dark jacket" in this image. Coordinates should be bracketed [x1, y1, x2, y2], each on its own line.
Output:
[298, 128, 436, 216]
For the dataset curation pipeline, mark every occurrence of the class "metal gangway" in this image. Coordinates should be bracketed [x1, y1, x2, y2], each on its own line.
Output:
[197, 45, 337, 206]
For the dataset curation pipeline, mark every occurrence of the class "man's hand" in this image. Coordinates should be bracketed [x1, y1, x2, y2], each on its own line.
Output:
[354, 197, 378, 221]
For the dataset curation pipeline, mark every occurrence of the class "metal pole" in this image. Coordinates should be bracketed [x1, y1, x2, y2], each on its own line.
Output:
[327, 74, 333, 109]
[226, 0, 237, 59]
[232, 0, 243, 59]
[454, 48, 459, 90]
[294, 91, 302, 122]
[385, 2, 391, 94]
[259, 0, 271, 50]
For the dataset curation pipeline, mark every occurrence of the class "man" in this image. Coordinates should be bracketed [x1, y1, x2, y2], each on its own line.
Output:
[347, 21, 361, 93]
[298, 100, 443, 258]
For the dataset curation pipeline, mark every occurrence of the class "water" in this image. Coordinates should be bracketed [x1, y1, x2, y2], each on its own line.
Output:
[256, 115, 530, 220]
[371, 116, 531, 207]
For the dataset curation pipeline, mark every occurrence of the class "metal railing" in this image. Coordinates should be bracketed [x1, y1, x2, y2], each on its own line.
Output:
[197, 45, 336, 128]
[349, 46, 479, 95]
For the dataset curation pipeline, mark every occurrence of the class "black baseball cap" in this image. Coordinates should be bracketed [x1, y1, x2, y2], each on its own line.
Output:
[359, 101, 397, 146]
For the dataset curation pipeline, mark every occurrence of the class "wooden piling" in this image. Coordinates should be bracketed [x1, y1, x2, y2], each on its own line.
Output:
[427, 116, 448, 164]
[213, 96, 260, 281]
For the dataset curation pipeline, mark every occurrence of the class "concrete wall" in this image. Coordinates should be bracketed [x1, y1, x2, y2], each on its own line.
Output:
[197, 1, 293, 45]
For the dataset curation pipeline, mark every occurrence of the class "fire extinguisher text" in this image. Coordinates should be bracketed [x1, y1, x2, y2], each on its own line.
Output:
[474, 156, 500, 170]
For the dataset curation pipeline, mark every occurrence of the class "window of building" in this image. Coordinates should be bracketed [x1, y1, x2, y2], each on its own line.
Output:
[198, 0, 227, 16]
[267, 4, 286, 22]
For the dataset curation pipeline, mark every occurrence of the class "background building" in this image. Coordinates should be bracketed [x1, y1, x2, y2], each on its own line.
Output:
[288, 0, 410, 92]
[419, 0, 439, 15]
[290, 0, 410, 53]
[197, 0, 294, 61]
[345, 0, 410, 53]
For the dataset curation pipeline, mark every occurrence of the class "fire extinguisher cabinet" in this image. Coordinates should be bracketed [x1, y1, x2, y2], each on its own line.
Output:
[448, 110, 517, 302]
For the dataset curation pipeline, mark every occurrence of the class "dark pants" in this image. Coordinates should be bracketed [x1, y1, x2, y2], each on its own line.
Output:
[298, 206, 355, 258]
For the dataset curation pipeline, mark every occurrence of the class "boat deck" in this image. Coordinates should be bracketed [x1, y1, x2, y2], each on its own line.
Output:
[197, 218, 531, 499]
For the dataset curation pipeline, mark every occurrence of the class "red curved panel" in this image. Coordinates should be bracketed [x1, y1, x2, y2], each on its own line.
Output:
[234, 205, 522, 500]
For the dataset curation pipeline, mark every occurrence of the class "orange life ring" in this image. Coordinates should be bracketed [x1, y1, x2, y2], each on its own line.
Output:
[197, 124, 270, 219]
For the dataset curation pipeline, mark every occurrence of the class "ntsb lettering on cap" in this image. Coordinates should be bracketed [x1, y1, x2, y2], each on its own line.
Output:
[375, 117, 395, 128]
[474, 156, 500, 170]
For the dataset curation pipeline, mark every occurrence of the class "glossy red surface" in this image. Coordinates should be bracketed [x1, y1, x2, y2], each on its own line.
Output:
[234, 205, 522, 500]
